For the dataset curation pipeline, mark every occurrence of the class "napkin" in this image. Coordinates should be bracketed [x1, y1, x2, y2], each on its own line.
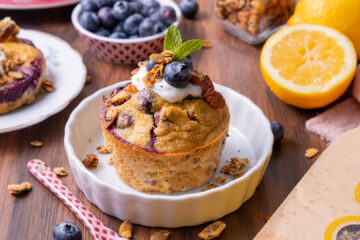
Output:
[254, 126, 360, 239]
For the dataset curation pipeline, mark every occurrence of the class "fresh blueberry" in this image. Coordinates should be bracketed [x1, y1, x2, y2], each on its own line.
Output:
[129, 34, 139, 38]
[141, 0, 160, 17]
[123, 13, 143, 35]
[183, 55, 193, 69]
[112, 22, 123, 32]
[128, 1, 143, 14]
[95, 27, 111, 36]
[164, 61, 191, 88]
[139, 18, 156, 37]
[93, 0, 115, 8]
[53, 222, 82, 240]
[81, 0, 98, 12]
[179, 0, 198, 19]
[112, 1, 130, 21]
[153, 22, 164, 33]
[271, 121, 284, 144]
[146, 59, 156, 71]
[97, 7, 117, 29]
[109, 31, 128, 38]
[79, 11, 100, 32]
[158, 6, 177, 27]
[149, 10, 160, 21]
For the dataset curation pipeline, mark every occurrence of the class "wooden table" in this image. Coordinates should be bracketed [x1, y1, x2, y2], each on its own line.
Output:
[0, 1, 328, 239]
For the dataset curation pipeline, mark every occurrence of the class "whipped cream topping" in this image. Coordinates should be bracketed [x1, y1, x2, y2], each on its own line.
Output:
[0, 50, 6, 74]
[131, 66, 202, 103]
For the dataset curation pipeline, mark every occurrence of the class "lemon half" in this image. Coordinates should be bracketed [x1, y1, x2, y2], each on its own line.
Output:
[260, 24, 357, 109]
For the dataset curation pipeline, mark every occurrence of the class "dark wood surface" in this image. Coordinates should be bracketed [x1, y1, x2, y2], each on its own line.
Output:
[0, 1, 327, 239]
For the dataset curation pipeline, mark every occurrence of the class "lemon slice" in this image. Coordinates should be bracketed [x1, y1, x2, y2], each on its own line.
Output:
[260, 24, 357, 109]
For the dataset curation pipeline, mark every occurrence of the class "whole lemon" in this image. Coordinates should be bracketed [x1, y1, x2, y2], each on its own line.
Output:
[288, 0, 360, 59]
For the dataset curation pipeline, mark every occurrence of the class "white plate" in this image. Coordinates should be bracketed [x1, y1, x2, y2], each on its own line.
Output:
[0, 0, 79, 10]
[0, 29, 86, 133]
[64, 81, 273, 227]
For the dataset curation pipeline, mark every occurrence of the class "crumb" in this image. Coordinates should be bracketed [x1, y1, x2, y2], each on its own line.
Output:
[207, 183, 218, 190]
[202, 39, 212, 48]
[8, 182, 32, 195]
[198, 221, 226, 240]
[30, 140, 43, 147]
[265, 213, 273, 222]
[214, 176, 227, 184]
[83, 154, 99, 168]
[221, 157, 249, 176]
[305, 148, 318, 159]
[85, 75, 91, 84]
[108, 156, 114, 165]
[96, 145, 110, 154]
[42, 80, 55, 92]
[53, 167, 68, 176]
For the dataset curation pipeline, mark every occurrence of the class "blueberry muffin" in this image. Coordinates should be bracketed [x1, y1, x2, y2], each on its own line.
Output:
[100, 26, 230, 193]
[0, 17, 46, 114]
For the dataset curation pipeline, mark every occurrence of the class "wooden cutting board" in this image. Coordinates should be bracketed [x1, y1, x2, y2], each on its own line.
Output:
[255, 126, 360, 240]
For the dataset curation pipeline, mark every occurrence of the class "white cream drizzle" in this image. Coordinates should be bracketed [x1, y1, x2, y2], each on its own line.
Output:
[131, 66, 202, 103]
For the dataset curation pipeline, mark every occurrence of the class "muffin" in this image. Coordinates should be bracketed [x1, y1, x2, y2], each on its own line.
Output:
[0, 17, 46, 114]
[100, 26, 230, 193]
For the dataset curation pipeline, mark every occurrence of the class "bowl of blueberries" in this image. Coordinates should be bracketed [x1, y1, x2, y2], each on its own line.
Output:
[72, 0, 181, 64]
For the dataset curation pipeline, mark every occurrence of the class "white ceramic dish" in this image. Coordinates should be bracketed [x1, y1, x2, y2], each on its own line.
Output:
[0, 29, 86, 133]
[71, 0, 181, 64]
[64, 81, 273, 227]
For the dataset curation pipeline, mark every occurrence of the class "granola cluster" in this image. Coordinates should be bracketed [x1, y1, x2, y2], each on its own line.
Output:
[214, 0, 296, 37]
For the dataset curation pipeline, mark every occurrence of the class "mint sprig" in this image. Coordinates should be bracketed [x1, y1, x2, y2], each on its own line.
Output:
[164, 25, 202, 61]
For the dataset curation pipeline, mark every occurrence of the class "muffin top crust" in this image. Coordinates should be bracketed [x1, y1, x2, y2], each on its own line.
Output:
[101, 25, 229, 153]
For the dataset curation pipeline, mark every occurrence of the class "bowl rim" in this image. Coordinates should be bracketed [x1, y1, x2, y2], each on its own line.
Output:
[64, 81, 274, 201]
[71, 0, 182, 44]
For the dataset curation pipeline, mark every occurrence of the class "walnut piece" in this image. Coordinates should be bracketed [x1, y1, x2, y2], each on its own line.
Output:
[8, 182, 32, 195]
[119, 220, 132, 239]
[53, 167, 68, 176]
[83, 154, 99, 168]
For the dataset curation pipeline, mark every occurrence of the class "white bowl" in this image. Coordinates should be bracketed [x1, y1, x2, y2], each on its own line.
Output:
[64, 81, 273, 227]
[71, 0, 182, 64]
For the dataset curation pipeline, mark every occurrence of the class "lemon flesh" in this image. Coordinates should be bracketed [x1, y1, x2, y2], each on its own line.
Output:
[261, 24, 357, 109]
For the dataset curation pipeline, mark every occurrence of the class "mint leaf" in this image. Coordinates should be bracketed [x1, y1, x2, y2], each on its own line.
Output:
[164, 25, 182, 51]
[173, 39, 203, 61]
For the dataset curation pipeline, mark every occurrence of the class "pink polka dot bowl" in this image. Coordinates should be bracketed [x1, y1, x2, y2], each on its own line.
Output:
[71, 0, 181, 65]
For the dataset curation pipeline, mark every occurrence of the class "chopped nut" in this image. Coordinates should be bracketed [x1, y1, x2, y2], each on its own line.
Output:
[119, 220, 132, 239]
[85, 75, 91, 84]
[8, 71, 24, 80]
[214, 176, 227, 184]
[221, 157, 249, 176]
[265, 213, 273, 222]
[104, 107, 119, 128]
[53, 167, 68, 176]
[198, 221, 226, 240]
[161, 50, 174, 58]
[5, 60, 13, 72]
[305, 148, 318, 158]
[138, 61, 147, 67]
[83, 154, 99, 168]
[14, 56, 24, 65]
[42, 80, 55, 92]
[207, 184, 218, 190]
[202, 39, 212, 48]
[124, 83, 138, 93]
[149, 53, 163, 63]
[30, 140, 43, 147]
[108, 156, 114, 165]
[0, 75, 7, 85]
[97, 145, 110, 154]
[0, 17, 19, 42]
[150, 230, 170, 240]
[8, 182, 32, 195]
